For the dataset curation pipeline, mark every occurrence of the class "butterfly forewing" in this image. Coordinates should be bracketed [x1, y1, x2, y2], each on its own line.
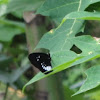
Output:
[28, 53, 52, 74]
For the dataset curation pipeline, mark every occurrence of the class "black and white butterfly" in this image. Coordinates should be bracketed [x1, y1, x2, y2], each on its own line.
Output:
[28, 53, 52, 74]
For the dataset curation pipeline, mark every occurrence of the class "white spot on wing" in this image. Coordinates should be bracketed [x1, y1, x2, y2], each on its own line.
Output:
[46, 66, 52, 71]
[37, 56, 40, 58]
[37, 59, 39, 61]
[41, 63, 52, 71]
[36, 56, 41, 61]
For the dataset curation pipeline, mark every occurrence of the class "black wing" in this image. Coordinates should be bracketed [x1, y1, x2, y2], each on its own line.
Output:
[28, 53, 52, 74]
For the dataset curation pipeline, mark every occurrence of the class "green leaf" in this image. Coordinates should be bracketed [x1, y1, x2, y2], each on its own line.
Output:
[23, 51, 100, 91]
[36, 0, 100, 53]
[0, 19, 25, 28]
[37, 0, 100, 23]
[0, 19, 25, 41]
[5, 0, 44, 14]
[64, 11, 100, 20]
[72, 35, 100, 53]
[51, 50, 77, 67]
[23, 0, 100, 88]
[36, 0, 100, 72]
[0, 25, 21, 41]
[36, 34, 100, 69]
[73, 65, 100, 95]
[36, 35, 100, 53]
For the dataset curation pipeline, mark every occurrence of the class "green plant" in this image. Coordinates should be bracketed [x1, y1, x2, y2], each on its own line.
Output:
[1, 0, 100, 100]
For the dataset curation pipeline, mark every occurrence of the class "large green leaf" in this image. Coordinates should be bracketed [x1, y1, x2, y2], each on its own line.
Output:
[36, 1, 100, 52]
[23, 0, 100, 88]
[73, 65, 100, 95]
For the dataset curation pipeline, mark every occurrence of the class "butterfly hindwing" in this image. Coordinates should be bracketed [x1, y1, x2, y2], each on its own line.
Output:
[28, 53, 52, 74]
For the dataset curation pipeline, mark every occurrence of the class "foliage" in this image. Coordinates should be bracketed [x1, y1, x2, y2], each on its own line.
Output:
[74, 65, 100, 95]
[0, 0, 100, 100]
[25, 0, 100, 96]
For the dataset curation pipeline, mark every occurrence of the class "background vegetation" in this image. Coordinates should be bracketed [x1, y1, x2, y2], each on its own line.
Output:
[0, 0, 100, 100]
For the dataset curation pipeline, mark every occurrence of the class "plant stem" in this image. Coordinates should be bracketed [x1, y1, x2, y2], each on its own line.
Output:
[3, 83, 9, 100]
[23, 12, 65, 100]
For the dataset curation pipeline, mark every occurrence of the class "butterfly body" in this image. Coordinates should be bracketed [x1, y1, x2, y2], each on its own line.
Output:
[28, 53, 52, 74]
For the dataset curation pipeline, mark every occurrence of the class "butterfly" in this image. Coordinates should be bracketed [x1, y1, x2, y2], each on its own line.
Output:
[28, 53, 52, 74]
